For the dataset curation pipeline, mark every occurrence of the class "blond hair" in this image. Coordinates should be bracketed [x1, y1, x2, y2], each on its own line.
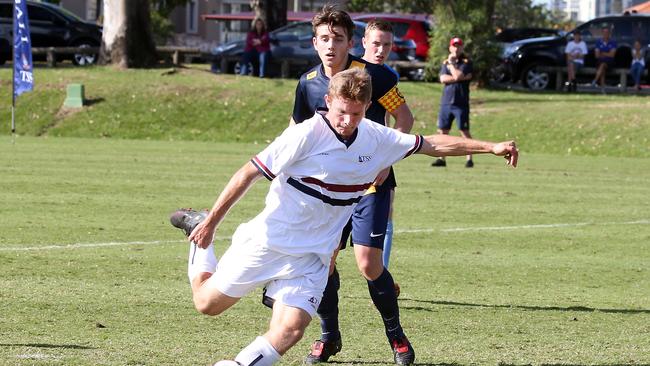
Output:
[364, 19, 393, 37]
[328, 68, 372, 104]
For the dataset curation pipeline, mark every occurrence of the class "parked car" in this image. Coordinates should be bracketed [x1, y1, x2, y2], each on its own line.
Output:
[491, 27, 565, 82]
[209, 20, 417, 78]
[494, 27, 564, 44]
[499, 14, 650, 90]
[0, 0, 102, 65]
[353, 13, 432, 61]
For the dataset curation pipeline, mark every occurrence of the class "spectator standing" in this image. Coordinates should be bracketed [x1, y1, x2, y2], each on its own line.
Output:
[432, 37, 474, 168]
[565, 32, 587, 92]
[630, 40, 645, 91]
[241, 18, 270, 78]
[592, 27, 617, 89]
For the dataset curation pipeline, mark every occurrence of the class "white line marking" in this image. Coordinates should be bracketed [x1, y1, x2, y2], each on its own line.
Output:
[1, 220, 648, 252]
[399, 219, 650, 234]
[0, 236, 231, 252]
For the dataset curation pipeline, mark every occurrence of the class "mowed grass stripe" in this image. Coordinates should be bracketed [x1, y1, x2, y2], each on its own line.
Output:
[1, 219, 648, 251]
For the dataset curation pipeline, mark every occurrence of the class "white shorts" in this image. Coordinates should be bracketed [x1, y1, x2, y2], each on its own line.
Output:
[204, 226, 328, 317]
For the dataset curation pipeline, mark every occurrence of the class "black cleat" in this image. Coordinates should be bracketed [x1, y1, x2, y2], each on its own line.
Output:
[465, 159, 474, 168]
[170, 208, 208, 237]
[305, 338, 342, 364]
[390, 336, 415, 365]
[431, 158, 446, 167]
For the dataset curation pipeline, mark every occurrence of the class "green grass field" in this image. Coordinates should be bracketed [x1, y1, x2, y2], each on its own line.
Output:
[1, 136, 648, 366]
[1, 65, 649, 365]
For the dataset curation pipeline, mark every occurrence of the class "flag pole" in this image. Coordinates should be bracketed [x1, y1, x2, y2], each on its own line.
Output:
[11, 0, 15, 144]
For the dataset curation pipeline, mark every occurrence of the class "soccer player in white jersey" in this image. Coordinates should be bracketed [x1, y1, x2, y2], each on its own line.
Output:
[182, 68, 518, 366]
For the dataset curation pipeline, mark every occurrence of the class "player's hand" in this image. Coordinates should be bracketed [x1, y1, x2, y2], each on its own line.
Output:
[189, 219, 217, 249]
[492, 140, 519, 167]
[373, 167, 391, 186]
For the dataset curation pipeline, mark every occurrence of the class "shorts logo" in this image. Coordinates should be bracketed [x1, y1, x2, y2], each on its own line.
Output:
[308, 296, 319, 309]
[370, 232, 384, 238]
[358, 155, 372, 162]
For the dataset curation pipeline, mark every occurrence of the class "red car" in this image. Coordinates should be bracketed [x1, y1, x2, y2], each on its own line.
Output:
[353, 13, 432, 61]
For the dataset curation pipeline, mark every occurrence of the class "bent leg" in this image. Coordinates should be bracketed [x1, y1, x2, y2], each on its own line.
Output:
[191, 272, 240, 316]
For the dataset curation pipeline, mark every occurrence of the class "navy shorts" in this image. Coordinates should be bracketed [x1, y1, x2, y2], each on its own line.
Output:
[438, 105, 470, 131]
[340, 187, 392, 250]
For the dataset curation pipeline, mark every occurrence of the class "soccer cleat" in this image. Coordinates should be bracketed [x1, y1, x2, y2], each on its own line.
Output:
[390, 336, 415, 365]
[431, 158, 446, 167]
[305, 338, 342, 364]
[465, 160, 474, 168]
[170, 208, 208, 237]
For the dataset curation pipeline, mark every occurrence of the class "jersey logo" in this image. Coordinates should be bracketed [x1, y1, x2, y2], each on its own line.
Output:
[358, 155, 372, 162]
[349, 61, 366, 70]
[306, 71, 317, 80]
[378, 85, 406, 113]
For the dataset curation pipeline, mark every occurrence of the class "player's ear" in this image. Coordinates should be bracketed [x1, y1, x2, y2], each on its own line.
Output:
[312, 36, 317, 49]
[325, 94, 331, 108]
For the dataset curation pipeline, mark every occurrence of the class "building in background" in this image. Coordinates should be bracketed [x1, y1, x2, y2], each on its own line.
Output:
[545, 0, 648, 21]
[54, 0, 334, 50]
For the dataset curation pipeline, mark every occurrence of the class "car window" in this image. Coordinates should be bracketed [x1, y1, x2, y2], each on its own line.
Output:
[579, 20, 614, 42]
[0, 4, 12, 19]
[390, 22, 410, 38]
[28, 5, 57, 23]
[274, 23, 313, 41]
[612, 18, 632, 42]
[629, 19, 649, 44]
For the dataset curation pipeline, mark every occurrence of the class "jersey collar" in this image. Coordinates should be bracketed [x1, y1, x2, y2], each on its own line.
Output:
[319, 111, 358, 148]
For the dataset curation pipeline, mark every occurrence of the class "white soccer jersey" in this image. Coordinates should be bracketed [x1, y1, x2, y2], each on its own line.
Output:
[246, 112, 423, 264]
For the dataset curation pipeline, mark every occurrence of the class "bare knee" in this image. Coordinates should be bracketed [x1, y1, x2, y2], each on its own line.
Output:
[193, 296, 225, 316]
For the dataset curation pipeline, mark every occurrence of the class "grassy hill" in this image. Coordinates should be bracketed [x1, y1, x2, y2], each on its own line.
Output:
[0, 64, 649, 157]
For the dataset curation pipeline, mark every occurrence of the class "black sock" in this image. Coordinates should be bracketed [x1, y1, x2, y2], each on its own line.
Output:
[367, 268, 403, 340]
[317, 267, 341, 342]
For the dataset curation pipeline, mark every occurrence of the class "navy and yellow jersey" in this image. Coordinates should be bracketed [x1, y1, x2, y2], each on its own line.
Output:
[440, 57, 473, 107]
[292, 54, 406, 125]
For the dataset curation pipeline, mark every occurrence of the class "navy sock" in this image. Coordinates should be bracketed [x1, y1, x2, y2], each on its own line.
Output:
[317, 267, 341, 342]
[367, 268, 403, 340]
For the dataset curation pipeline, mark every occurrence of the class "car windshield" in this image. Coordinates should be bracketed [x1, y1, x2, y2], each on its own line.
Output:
[44, 3, 85, 22]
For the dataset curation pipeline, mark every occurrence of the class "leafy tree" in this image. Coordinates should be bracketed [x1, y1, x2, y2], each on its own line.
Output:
[428, 0, 499, 86]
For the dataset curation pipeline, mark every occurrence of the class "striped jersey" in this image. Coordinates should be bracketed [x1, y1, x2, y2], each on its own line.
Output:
[248, 112, 423, 264]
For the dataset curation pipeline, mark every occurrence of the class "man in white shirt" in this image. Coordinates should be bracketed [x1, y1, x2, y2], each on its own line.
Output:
[176, 68, 518, 366]
[565, 32, 587, 92]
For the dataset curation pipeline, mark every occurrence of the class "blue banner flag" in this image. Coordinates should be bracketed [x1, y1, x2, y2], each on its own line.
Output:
[13, 0, 33, 98]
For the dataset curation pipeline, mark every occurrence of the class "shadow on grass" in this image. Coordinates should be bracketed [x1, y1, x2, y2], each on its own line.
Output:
[397, 298, 650, 314]
[0, 343, 95, 350]
[328, 361, 457, 366]
[501, 364, 650, 366]
[85, 97, 105, 107]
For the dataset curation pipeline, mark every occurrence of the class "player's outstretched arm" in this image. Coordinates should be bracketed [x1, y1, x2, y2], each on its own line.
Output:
[418, 134, 518, 167]
[188, 162, 263, 248]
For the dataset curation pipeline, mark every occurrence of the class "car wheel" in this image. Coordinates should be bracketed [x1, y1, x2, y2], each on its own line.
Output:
[522, 63, 550, 90]
[73, 43, 97, 66]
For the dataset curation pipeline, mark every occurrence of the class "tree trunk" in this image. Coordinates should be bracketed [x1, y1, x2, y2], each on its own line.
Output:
[100, 0, 157, 68]
[250, 0, 287, 31]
